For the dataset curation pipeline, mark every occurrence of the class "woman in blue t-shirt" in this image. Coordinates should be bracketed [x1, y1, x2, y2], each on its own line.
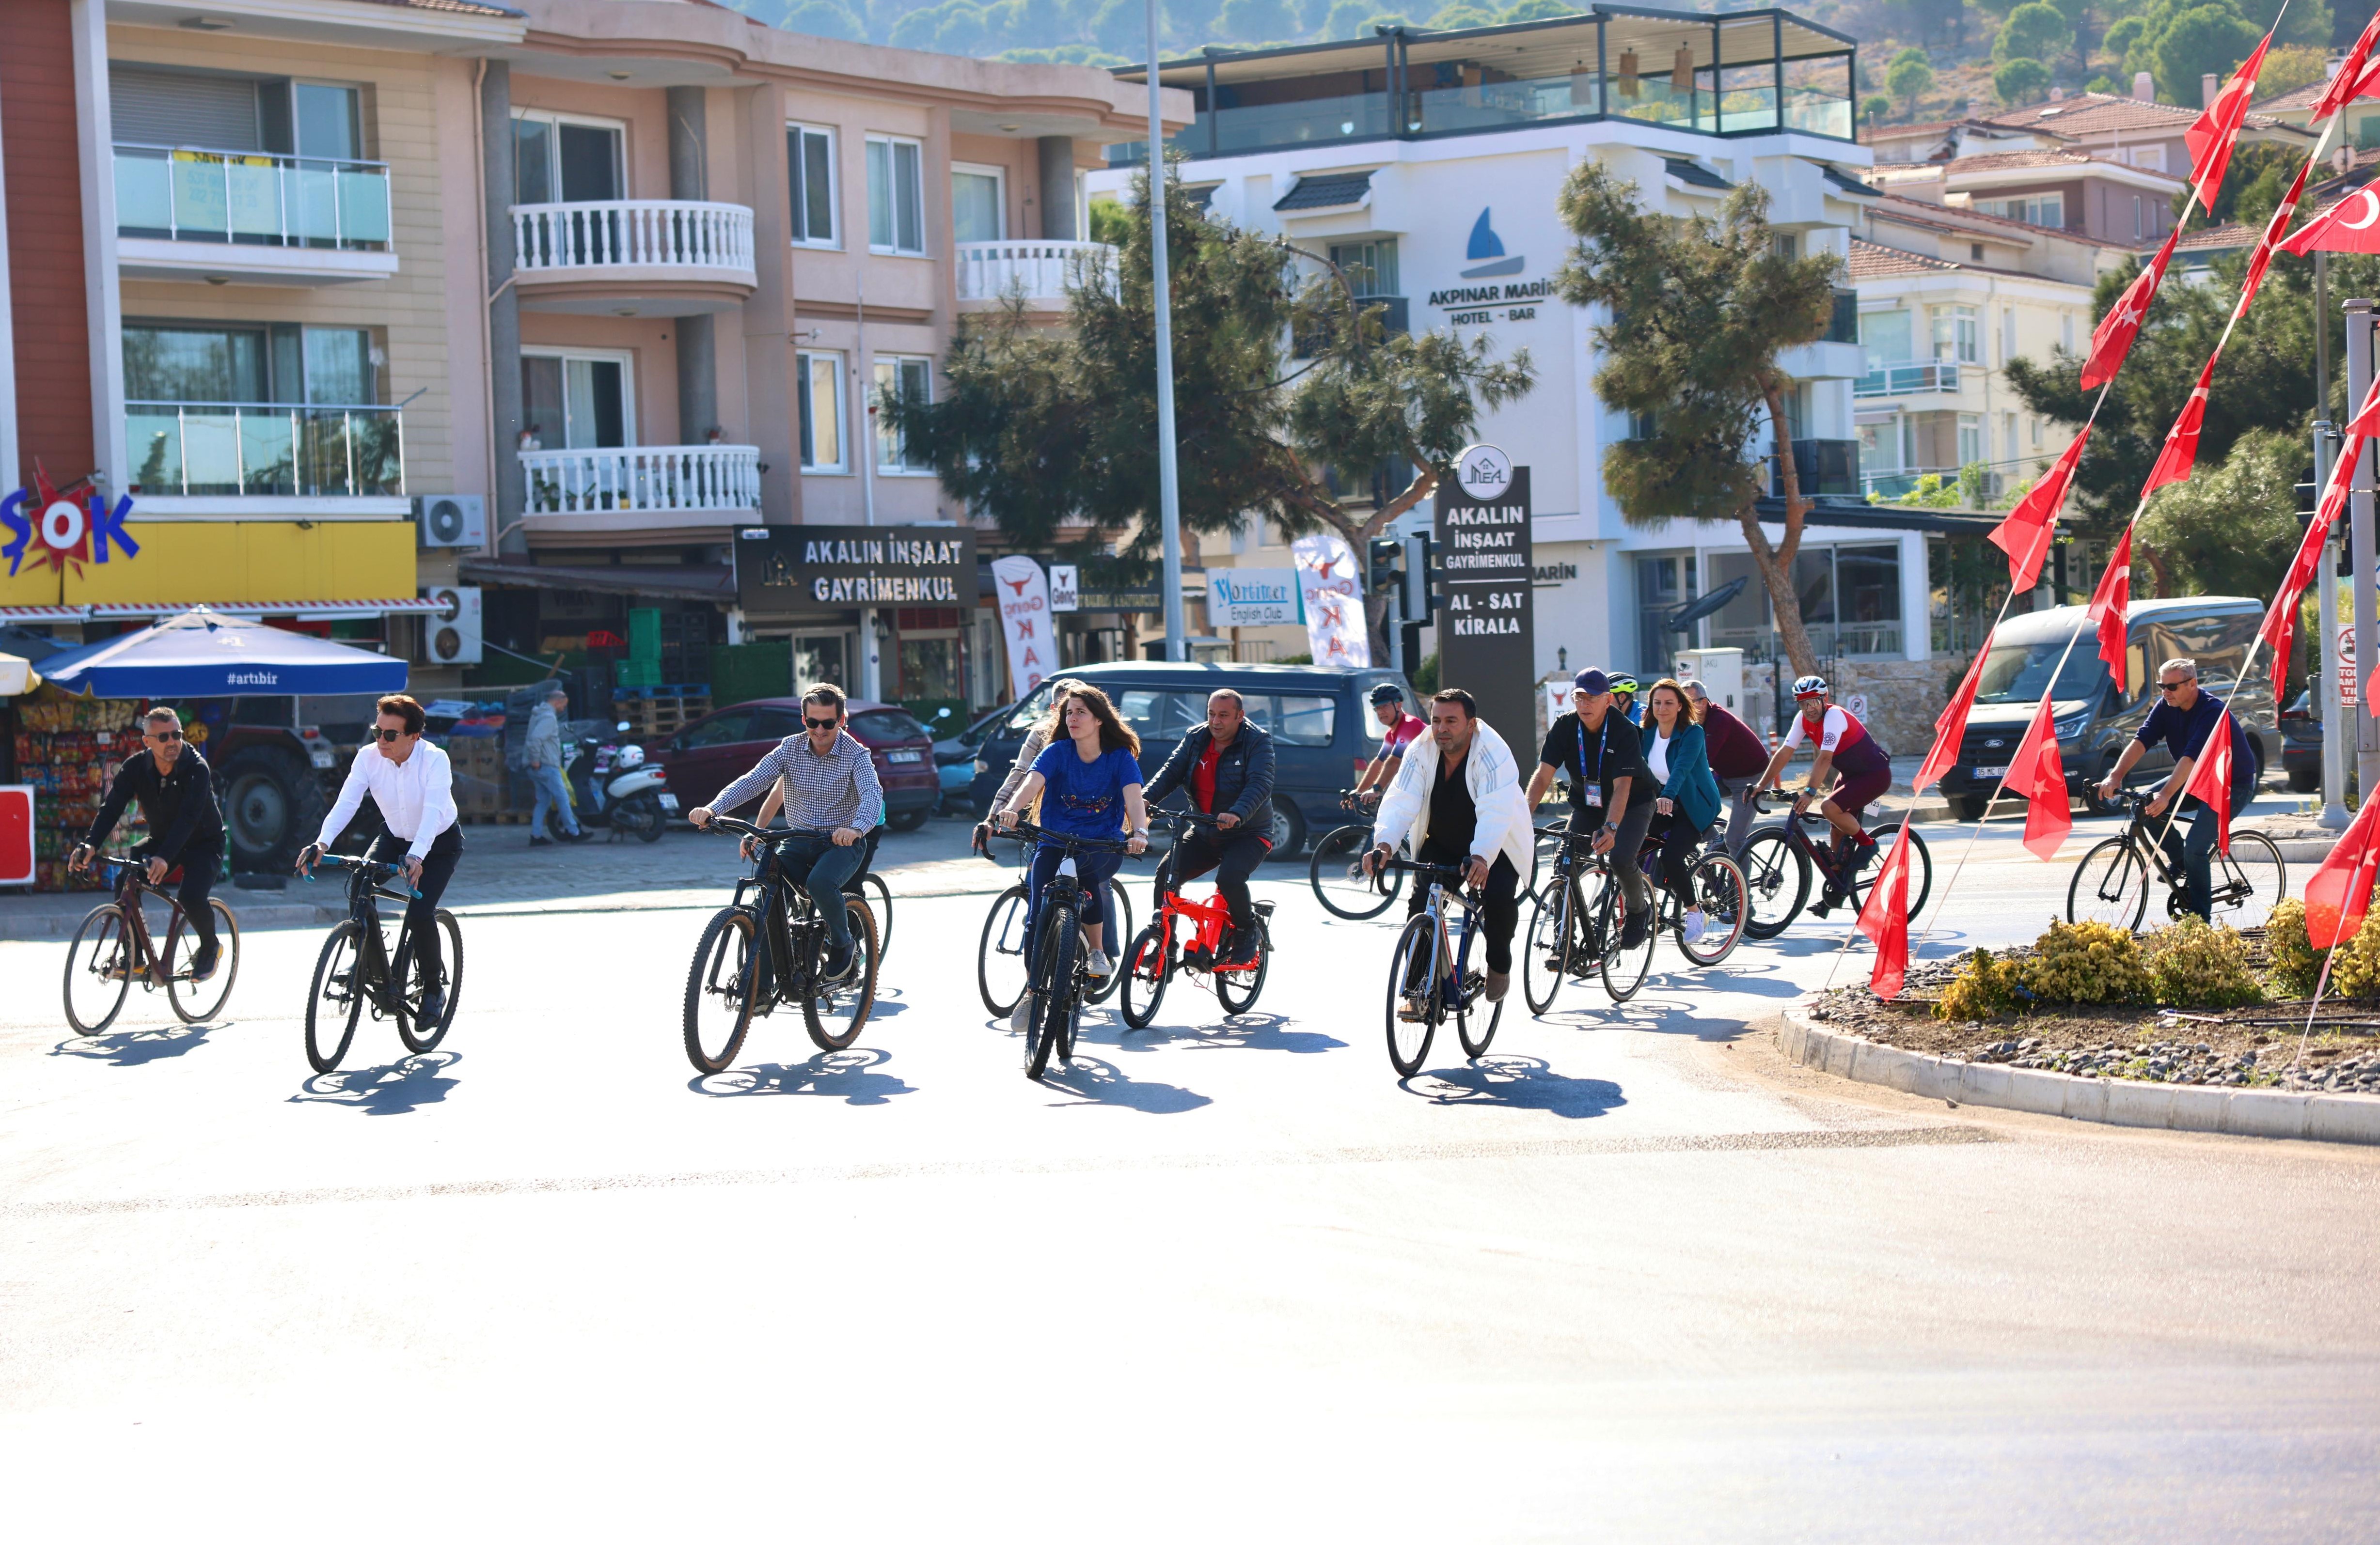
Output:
[995, 684, 1150, 1022]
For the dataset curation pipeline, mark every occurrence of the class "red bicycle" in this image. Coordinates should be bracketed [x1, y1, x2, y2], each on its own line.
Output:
[1120, 810, 1274, 1028]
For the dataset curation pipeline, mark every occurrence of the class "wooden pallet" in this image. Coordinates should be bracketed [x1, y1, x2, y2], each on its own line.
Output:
[619, 697, 711, 737]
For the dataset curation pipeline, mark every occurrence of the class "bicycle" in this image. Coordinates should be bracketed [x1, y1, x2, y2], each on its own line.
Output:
[683, 815, 881, 1074]
[1737, 791, 1932, 940]
[300, 853, 462, 1074]
[62, 856, 240, 1035]
[1378, 856, 1507, 1076]
[1003, 819, 1138, 1080]
[1519, 821, 1748, 1014]
[974, 828, 1134, 1017]
[1308, 788, 1405, 920]
[2066, 790, 2285, 933]
[1121, 810, 1276, 1028]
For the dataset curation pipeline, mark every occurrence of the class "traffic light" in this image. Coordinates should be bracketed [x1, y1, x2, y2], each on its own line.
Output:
[1408, 532, 1440, 621]
[1368, 536, 1404, 596]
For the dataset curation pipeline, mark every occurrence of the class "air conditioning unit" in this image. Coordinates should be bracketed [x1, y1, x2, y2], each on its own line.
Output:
[414, 494, 487, 549]
[424, 586, 483, 666]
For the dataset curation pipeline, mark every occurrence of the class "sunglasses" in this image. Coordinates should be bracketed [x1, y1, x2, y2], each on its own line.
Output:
[2157, 681, 2189, 693]
[375, 727, 412, 742]
[804, 717, 840, 731]
[147, 729, 182, 742]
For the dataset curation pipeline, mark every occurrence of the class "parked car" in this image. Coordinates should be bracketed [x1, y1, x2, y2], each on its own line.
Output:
[969, 662, 1420, 858]
[935, 702, 1011, 816]
[2280, 689, 2322, 793]
[652, 697, 939, 830]
[1935, 596, 2280, 823]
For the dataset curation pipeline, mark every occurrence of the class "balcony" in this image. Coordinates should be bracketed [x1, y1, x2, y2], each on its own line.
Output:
[520, 445, 761, 532]
[1855, 360, 1966, 398]
[126, 402, 403, 501]
[510, 201, 757, 316]
[1767, 438, 1860, 499]
[954, 239, 1117, 307]
[113, 143, 397, 285]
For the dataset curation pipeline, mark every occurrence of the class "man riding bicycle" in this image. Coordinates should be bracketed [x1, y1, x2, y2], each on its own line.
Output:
[298, 694, 461, 1024]
[1349, 682, 1427, 808]
[1608, 673, 1643, 727]
[1757, 675, 1889, 917]
[689, 683, 883, 980]
[1525, 669, 1655, 950]
[1364, 688, 1532, 1003]
[2095, 656, 2261, 922]
[69, 705, 228, 982]
[1140, 687, 1276, 967]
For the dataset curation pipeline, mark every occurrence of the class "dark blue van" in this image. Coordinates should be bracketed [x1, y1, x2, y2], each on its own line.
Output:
[970, 662, 1419, 858]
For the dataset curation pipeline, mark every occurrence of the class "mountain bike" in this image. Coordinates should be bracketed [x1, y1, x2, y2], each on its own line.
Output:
[1308, 788, 1404, 920]
[301, 853, 463, 1073]
[2066, 790, 2285, 933]
[1004, 820, 1138, 1080]
[1378, 856, 1506, 1076]
[684, 816, 881, 1074]
[62, 857, 240, 1034]
[974, 829, 1135, 1017]
[1122, 810, 1275, 1028]
[1520, 821, 1748, 1014]
[1737, 792, 1931, 939]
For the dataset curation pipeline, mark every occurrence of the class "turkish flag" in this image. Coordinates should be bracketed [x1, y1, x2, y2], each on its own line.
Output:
[1915, 631, 1992, 796]
[1988, 428, 2085, 589]
[2006, 690, 2073, 861]
[2314, 11, 2380, 121]
[2143, 355, 2218, 493]
[2186, 33, 2273, 212]
[2263, 482, 2345, 699]
[2238, 156, 2316, 311]
[2181, 708, 2237, 857]
[2085, 527, 2131, 692]
[2303, 795, 2380, 949]
[2081, 230, 2176, 390]
[2279, 185, 2380, 255]
[1856, 814, 1916, 1000]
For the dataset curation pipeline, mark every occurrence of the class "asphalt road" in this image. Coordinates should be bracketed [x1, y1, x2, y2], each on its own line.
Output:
[2, 797, 2375, 1542]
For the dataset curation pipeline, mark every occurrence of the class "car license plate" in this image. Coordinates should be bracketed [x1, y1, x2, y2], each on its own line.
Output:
[1972, 765, 2007, 779]
[658, 793, 680, 811]
[889, 750, 922, 764]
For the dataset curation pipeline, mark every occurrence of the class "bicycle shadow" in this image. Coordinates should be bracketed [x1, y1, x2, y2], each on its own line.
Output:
[51, 1023, 217, 1065]
[689, 1046, 914, 1105]
[1403, 1054, 1625, 1118]
[289, 1051, 461, 1115]
[1118, 1010, 1345, 1055]
[1036, 1052, 1213, 1114]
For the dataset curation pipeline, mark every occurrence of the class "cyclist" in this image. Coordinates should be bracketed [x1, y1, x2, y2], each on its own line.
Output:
[1140, 687, 1276, 966]
[2094, 655, 2261, 922]
[1364, 688, 1532, 1002]
[1349, 682, 1427, 808]
[689, 683, 883, 981]
[973, 677, 1081, 856]
[1680, 678, 1768, 861]
[1525, 669, 1654, 950]
[298, 694, 461, 1024]
[1641, 679, 1721, 944]
[1757, 675, 1889, 917]
[1608, 673, 1643, 727]
[68, 705, 227, 983]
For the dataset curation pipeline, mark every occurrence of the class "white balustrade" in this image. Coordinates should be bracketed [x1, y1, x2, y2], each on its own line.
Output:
[520, 444, 761, 516]
[954, 239, 1117, 302]
[511, 201, 756, 280]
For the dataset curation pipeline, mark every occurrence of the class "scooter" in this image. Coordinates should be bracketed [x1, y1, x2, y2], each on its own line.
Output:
[559, 722, 675, 842]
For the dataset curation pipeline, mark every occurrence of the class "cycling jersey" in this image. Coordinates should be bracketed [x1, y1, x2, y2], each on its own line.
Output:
[1781, 704, 1871, 757]
[1784, 704, 1890, 814]
[1380, 713, 1426, 758]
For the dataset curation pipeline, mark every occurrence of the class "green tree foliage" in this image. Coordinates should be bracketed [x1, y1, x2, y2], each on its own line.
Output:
[2134, 427, 2307, 602]
[2254, 43, 2331, 98]
[1220, 0, 1301, 40]
[1863, 93, 1893, 123]
[779, 0, 866, 39]
[1428, 3, 1499, 25]
[1887, 47, 1937, 112]
[1087, 194, 1132, 245]
[1995, 55, 2054, 102]
[2152, 4, 2265, 103]
[2178, 139, 2305, 225]
[1994, 1, 2073, 62]
[1887, 0, 1968, 47]
[1500, 0, 1581, 19]
[1553, 164, 1842, 673]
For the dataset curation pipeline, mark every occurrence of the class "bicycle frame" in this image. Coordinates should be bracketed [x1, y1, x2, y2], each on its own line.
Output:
[335, 859, 421, 1016]
[101, 861, 190, 986]
[1407, 874, 1485, 1011]
[729, 846, 838, 1010]
[2115, 799, 2252, 907]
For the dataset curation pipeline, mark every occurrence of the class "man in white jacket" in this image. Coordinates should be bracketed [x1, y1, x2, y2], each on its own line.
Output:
[1364, 688, 1533, 1002]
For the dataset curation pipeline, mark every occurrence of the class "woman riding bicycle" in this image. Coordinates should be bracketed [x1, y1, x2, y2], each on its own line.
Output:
[1641, 679, 1722, 945]
[1756, 675, 1889, 917]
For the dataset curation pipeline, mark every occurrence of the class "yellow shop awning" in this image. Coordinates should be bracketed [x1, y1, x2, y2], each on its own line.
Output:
[0, 520, 417, 610]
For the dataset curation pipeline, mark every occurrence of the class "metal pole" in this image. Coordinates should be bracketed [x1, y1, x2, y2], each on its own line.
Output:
[1149, 0, 1186, 663]
[2350, 299, 2379, 796]
[2318, 252, 2349, 826]
[858, 265, 881, 702]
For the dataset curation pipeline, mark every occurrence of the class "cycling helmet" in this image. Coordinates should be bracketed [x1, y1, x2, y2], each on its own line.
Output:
[1608, 673, 1639, 695]
[1792, 674, 1829, 698]
[1368, 682, 1405, 706]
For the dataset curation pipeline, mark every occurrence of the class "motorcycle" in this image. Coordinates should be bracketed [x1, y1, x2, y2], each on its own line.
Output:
[559, 722, 675, 842]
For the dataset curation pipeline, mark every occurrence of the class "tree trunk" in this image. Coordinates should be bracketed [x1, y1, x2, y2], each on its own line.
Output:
[1747, 380, 1822, 678]
[2138, 540, 2173, 600]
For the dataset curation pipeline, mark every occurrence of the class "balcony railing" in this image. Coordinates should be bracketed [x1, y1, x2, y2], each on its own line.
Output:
[511, 201, 756, 280]
[520, 445, 761, 516]
[954, 239, 1116, 302]
[114, 143, 391, 249]
[1855, 360, 1966, 397]
[126, 402, 402, 497]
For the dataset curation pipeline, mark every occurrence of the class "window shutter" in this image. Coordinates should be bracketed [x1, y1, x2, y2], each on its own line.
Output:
[110, 67, 262, 151]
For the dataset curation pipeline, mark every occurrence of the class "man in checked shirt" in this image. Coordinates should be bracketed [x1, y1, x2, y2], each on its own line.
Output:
[690, 683, 884, 979]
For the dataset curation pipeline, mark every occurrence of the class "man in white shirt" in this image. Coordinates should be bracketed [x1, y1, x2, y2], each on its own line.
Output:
[298, 693, 463, 1024]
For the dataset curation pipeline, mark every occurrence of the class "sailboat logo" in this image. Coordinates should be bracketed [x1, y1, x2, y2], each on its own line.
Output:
[1460, 208, 1525, 279]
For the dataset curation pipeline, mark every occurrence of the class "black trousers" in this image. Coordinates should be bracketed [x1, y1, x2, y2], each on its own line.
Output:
[1642, 809, 1700, 908]
[369, 825, 463, 984]
[1408, 838, 1521, 974]
[1158, 825, 1270, 932]
[137, 841, 220, 953]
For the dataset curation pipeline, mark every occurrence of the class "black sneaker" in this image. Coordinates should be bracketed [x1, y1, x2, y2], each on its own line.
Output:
[1220, 927, 1260, 967]
[823, 941, 855, 980]
[529, 836, 552, 848]
[1620, 908, 1649, 950]
[417, 982, 447, 1027]
[189, 941, 221, 982]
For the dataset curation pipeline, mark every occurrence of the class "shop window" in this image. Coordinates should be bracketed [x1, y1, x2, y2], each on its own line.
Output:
[798, 351, 845, 471]
[867, 135, 925, 255]
[874, 355, 933, 472]
[1832, 544, 1903, 656]
[898, 637, 963, 702]
[1636, 553, 1696, 679]
[788, 124, 837, 246]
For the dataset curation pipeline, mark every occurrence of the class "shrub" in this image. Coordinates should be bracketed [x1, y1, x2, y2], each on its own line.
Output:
[2265, 899, 2325, 999]
[1994, 56, 2053, 105]
[2021, 919, 2153, 1006]
[2140, 917, 2262, 1008]
[1937, 948, 2023, 1021]
[2326, 908, 2380, 999]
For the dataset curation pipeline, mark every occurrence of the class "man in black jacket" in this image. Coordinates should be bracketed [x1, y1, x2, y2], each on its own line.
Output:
[1140, 688, 1276, 966]
[68, 705, 228, 979]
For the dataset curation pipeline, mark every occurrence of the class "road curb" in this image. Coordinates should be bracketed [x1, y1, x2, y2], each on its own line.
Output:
[1778, 1005, 2380, 1145]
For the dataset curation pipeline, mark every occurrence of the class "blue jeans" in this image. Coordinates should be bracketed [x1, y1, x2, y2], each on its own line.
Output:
[529, 763, 579, 836]
[2157, 774, 2255, 921]
[776, 832, 867, 953]
[1026, 842, 1120, 955]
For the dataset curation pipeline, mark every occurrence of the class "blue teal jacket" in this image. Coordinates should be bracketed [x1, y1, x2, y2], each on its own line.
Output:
[1651, 721, 1721, 832]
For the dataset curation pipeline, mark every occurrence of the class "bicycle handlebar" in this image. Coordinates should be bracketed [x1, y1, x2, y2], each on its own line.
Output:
[304, 851, 421, 898]
[997, 817, 1142, 854]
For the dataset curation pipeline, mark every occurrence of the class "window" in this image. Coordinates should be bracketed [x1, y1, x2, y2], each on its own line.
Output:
[1243, 694, 1337, 747]
[1636, 553, 1696, 677]
[2003, 411, 2019, 461]
[867, 135, 925, 254]
[1859, 307, 1911, 367]
[1328, 238, 1400, 297]
[1956, 413, 1983, 467]
[787, 124, 836, 246]
[2062, 312, 2075, 353]
[2030, 414, 2042, 449]
[124, 321, 378, 404]
[2001, 306, 2017, 363]
[1772, 544, 1904, 657]
[2360, 113, 2380, 151]
[1974, 193, 2063, 226]
[797, 351, 845, 471]
[1115, 689, 1202, 740]
[951, 162, 1003, 243]
[1856, 415, 1901, 475]
[520, 350, 630, 449]
[295, 83, 360, 161]
[1772, 233, 1798, 261]
[2132, 196, 2143, 241]
[512, 110, 623, 204]
[874, 355, 933, 472]
[678, 710, 756, 750]
[1934, 305, 1978, 364]
[2128, 144, 2166, 172]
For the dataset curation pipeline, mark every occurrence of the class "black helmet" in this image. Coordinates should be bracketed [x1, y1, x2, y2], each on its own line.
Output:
[1368, 682, 1405, 706]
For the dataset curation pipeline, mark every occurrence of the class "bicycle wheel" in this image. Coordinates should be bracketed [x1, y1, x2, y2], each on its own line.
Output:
[976, 884, 1031, 1017]
[1310, 824, 1399, 919]
[683, 906, 758, 1074]
[1738, 829, 1809, 939]
[1849, 823, 1933, 920]
[804, 898, 879, 1052]
[1215, 916, 1270, 1013]
[2067, 837, 2149, 931]
[864, 873, 895, 960]
[166, 899, 241, 1025]
[1456, 922, 1503, 1059]
[1677, 854, 1749, 966]
[63, 904, 133, 1036]
[1083, 880, 1135, 1006]
[1600, 886, 1656, 1003]
[395, 911, 464, 1054]
[1384, 913, 1439, 1077]
[1025, 901, 1078, 1080]
[1120, 921, 1171, 1029]
[304, 921, 366, 1074]
[2207, 831, 2285, 933]
[1521, 877, 1572, 1016]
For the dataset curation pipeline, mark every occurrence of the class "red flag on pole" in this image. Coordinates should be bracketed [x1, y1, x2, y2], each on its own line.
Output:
[2006, 691, 2073, 861]
[2081, 230, 2177, 390]
[2181, 709, 2237, 857]
[2314, 11, 2380, 121]
[2263, 479, 2347, 698]
[2185, 33, 2273, 211]
[2278, 185, 2380, 256]
[2238, 157, 2316, 310]
[1916, 632, 1991, 796]
[1988, 428, 2085, 589]
[2143, 356, 2218, 493]
[2303, 795, 2380, 948]
[1856, 814, 1915, 1000]
[2085, 526, 2131, 692]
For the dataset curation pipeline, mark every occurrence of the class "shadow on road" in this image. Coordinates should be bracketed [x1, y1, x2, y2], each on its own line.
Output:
[51, 1024, 217, 1065]
[1404, 1054, 1624, 1118]
[289, 1051, 461, 1114]
[690, 1046, 914, 1105]
[1113, 1010, 1345, 1055]
[1038, 1052, 1213, 1114]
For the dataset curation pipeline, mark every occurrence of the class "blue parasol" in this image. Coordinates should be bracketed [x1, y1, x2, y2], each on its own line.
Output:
[38, 607, 409, 698]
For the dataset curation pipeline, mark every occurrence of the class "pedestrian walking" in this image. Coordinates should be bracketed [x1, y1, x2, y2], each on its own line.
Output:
[526, 682, 585, 845]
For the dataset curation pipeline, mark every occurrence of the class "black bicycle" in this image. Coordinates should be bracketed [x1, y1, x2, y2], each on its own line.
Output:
[301, 853, 463, 1074]
[974, 828, 1133, 1017]
[2066, 790, 2285, 933]
[1003, 819, 1138, 1080]
[683, 816, 881, 1074]
[1379, 856, 1506, 1076]
[1308, 788, 1405, 920]
[1737, 791, 1931, 939]
[1521, 819, 1749, 1015]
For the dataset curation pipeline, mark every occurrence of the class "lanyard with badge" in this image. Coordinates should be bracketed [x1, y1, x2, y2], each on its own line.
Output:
[1575, 716, 1608, 807]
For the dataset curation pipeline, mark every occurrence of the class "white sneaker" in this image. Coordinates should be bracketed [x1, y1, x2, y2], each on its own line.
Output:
[1682, 908, 1708, 944]
[1010, 995, 1033, 1033]
[1085, 949, 1114, 978]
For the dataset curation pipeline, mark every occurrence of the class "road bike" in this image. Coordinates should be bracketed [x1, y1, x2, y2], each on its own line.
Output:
[62, 856, 240, 1034]
[2066, 790, 2285, 933]
[1121, 810, 1275, 1028]
[1520, 820, 1748, 1014]
[1308, 789, 1404, 920]
[683, 816, 881, 1074]
[301, 853, 463, 1073]
[1004, 820, 1138, 1080]
[974, 828, 1133, 1017]
[1378, 856, 1506, 1076]
[1737, 791, 1931, 939]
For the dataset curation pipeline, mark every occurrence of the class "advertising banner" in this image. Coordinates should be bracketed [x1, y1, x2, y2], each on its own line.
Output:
[1290, 534, 1369, 668]
[0, 786, 32, 887]
[1048, 564, 1080, 612]
[990, 555, 1054, 700]
[1207, 567, 1302, 626]
[736, 524, 975, 617]
[1434, 444, 1534, 740]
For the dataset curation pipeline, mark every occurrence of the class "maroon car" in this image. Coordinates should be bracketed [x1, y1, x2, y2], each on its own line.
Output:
[654, 697, 939, 830]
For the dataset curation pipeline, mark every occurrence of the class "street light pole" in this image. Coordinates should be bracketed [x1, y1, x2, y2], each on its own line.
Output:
[2350, 299, 2379, 797]
[1148, 0, 1186, 663]
[2317, 251, 2347, 827]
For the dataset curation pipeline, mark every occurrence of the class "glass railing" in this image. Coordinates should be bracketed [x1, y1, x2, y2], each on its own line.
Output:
[1407, 72, 1600, 135]
[1785, 86, 1854, 138]
[114, 144, 392, 250]
[126, 402, 403, 497]
[1855, 360, 1964, 397]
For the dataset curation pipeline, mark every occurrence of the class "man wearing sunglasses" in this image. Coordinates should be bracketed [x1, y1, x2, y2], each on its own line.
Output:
[2095, 656, 2262, 921]
[299, 694, 462, 1023]
[69, 705, 228, 981]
